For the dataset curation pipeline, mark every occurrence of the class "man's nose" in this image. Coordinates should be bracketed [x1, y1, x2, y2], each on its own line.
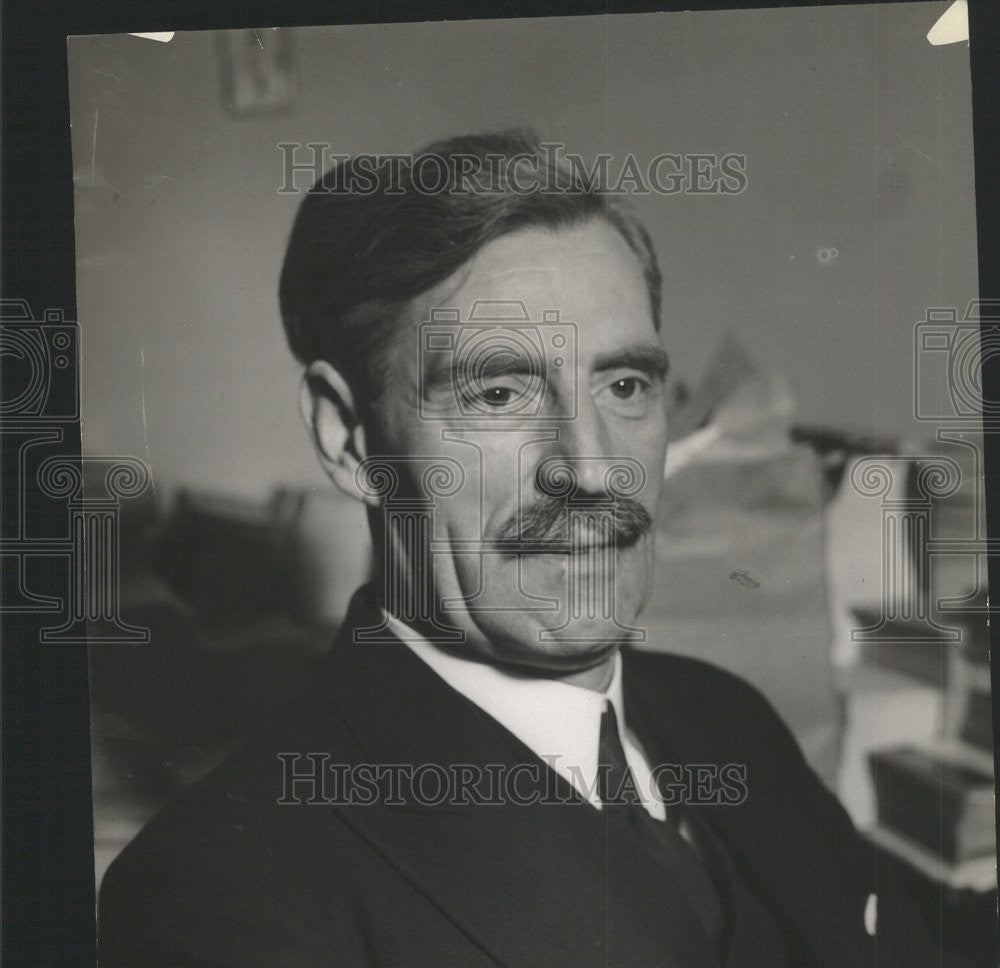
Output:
[537, 399, 615, 497]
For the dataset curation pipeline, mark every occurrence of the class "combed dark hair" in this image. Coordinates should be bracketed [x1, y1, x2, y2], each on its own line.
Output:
[279, 130, 662, 415]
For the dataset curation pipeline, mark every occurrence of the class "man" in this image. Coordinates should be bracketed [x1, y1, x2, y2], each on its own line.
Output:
[98, 132, 928, 966]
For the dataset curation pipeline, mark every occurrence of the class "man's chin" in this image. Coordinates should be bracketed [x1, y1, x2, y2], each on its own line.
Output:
[531, 613, 646, 651]
[481, 630, 622, 677]
[439, 543, 652, 665]
[468, 607, 644, 667]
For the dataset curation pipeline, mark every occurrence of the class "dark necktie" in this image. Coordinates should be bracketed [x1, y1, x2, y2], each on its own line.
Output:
[598, 701, 725, 956]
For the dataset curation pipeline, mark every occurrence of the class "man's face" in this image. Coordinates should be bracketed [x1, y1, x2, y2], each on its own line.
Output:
[372, 217, 668, 674]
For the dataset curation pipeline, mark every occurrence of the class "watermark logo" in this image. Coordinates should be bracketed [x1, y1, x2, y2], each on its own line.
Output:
[914, 302, 1000, 426]
[850, 301, 997, 647]
[1, 300, 152, 643]
[276, 754, 749, 809]
[418, 302, 577, 421]
[277, 142, 748, 197]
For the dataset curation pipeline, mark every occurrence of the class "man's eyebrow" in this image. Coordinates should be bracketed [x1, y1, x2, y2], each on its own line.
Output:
[592, 345, 670, 378]
[424, 348, 538, 389]
[422, 342, 670, 391]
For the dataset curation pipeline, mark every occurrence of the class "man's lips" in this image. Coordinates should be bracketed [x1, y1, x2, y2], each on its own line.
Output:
[490, 496, 654, 555]
[489, 533, 644, 556]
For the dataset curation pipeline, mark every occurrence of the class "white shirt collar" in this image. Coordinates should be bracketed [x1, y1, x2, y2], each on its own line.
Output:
[382, 611, 665, 818]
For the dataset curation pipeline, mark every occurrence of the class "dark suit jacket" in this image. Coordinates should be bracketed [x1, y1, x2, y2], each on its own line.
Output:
[99, 585, 929, 967]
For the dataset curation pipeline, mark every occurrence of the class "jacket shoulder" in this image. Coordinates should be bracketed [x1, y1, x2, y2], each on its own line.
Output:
[97, 679, 371, 967]
[622, 647, 792, 734]
[621, 646, 834, 803]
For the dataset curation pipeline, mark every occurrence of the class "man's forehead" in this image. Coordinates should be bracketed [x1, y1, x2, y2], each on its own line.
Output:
[447, 222, 640, 295]
[404, 221, 651, 333]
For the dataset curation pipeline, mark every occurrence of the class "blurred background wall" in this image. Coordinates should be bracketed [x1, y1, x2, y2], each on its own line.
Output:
[68, 3, 978, 501]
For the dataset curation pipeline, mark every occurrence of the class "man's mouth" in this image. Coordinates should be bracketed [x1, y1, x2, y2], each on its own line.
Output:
[491, 537, 636, 556]
[490, 498, 652, 557]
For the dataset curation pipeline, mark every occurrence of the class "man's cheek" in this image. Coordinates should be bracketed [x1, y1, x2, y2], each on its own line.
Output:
[433, 478, 491, 542]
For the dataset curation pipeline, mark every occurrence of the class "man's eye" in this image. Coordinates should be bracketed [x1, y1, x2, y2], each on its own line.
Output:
[455, 377, 539, 414]
[597, 373, 660, 417]
[479, 385, 516, 407]
[610, 377, 646, 400]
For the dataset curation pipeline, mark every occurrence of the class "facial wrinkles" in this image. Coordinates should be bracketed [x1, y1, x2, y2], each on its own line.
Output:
[360, 220, 665, 671]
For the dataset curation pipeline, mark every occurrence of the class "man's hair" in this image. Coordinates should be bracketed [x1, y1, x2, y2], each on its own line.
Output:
[279, 130, 662, 417]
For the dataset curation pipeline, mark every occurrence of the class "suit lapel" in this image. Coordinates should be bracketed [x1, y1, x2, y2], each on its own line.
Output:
[313, 588, 719, 967]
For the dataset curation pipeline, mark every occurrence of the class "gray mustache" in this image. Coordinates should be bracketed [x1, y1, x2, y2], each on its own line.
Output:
[492, 496, 653, 554]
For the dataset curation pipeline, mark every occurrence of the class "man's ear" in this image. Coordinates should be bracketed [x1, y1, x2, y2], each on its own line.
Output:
[299, 361, 375, 505]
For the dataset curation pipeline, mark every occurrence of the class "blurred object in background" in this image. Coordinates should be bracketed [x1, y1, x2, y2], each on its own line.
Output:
[649, 333, 841, 785]
[870, 746, 994, 867]
[89, 482, 371, 888]
[825, 426, 995, 965]
[667, 330, 795, 450]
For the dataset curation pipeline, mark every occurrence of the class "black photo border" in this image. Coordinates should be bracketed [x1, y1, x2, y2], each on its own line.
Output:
[3, 1, 997, 965]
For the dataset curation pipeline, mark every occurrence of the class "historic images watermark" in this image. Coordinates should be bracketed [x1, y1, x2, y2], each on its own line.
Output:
[849, 301, 997, 645]
[276, 753, 749, 808]
[277, 142, 748, 197]
[0, 299, 152, 643]
[350, 300, 660, 647]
